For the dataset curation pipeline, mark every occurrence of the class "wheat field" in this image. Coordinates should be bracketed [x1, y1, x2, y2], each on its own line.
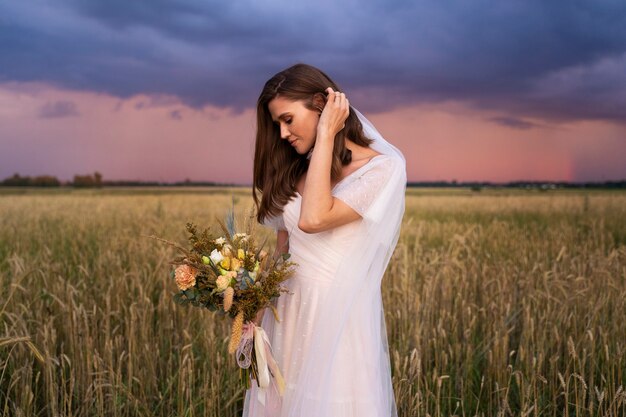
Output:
[1, 187, 625, 416]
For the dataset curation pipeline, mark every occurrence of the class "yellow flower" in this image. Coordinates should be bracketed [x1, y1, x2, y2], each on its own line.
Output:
[220, 257, 231, 270]
[238, 248, 245, 260]
[174, 264, 197, 291]
[231, 258, 242, 272]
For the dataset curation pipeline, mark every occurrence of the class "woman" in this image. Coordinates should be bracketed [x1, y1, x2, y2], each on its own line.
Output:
[245, 63, 406, 417]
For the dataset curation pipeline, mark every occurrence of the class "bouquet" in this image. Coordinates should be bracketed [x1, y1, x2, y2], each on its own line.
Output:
[147, 208, 296, 399]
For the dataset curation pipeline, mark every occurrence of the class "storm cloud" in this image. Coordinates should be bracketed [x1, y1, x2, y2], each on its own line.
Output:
[1, 0, 625, 122]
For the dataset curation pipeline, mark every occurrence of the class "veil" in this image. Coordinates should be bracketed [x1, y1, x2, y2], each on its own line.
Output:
[279, 107, 407, 416]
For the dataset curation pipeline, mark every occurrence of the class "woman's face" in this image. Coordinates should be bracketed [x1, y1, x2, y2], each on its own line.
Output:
[267, 96, 320, 155]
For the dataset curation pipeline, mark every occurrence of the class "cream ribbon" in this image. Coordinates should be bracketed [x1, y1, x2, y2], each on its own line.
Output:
[253, 325, 286, 406]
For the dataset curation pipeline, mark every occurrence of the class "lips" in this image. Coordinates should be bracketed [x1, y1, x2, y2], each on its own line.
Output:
[289, 139, 298, 146]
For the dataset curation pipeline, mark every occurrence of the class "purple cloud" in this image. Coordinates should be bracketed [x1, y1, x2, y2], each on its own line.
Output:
[39, 100, 80, 118]
[1, 0, 625, 123]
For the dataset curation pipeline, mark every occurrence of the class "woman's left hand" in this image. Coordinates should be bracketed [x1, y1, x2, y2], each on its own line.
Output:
[317, 87, 349, 138]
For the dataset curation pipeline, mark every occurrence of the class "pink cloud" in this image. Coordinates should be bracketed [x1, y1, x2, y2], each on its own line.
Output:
[1, 82, 625, 184]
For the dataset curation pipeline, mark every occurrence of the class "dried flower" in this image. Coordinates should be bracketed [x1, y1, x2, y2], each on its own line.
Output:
[215, 237, 226, 245]
[238, 248, 245, 260]
[223, 287, 234, 312]
[228, 310, 244, 354]
[174, 264, 197, 291]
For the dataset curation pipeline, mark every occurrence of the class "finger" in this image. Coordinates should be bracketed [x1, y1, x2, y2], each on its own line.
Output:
[339, 92, 347, 107]
[339, 93, 348, 110]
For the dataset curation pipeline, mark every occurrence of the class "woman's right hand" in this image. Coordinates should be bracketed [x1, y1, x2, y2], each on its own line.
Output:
[254, 307, 266, 326]
[317, 87, 349, 138]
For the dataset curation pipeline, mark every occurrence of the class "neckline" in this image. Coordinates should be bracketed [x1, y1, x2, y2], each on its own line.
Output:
[295, 154, 388, 197]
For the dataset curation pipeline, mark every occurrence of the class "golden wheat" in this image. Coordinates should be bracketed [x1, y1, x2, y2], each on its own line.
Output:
[0, 187, 624, 416]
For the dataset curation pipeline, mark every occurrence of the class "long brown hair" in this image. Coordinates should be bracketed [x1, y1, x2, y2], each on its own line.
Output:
[253, 63, 374, 225]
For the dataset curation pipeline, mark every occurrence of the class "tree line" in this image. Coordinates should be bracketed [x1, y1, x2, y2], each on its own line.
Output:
[1, 172, 103, 187]
[0, 173, 223, 187]
[3, 172, 624, 189]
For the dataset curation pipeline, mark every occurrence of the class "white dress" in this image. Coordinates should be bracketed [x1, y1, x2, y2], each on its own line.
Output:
[243, 154, 398, 417]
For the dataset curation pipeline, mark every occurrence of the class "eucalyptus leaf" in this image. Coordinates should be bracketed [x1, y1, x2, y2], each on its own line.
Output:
[173, 293, 185, 304]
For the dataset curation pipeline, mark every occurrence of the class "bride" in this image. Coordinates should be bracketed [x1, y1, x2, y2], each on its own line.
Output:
[245, 63, 406, 417]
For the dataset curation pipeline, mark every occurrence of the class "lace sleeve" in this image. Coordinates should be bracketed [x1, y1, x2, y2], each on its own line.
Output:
[333, 157, 394, 218]
[261, 212, 287, 231]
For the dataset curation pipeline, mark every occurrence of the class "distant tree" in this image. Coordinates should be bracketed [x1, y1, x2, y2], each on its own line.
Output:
[73, 174, 94, 187]
[2, 173, 61, 187]
[32, 175, 61, 187]
[94, 171, 103, 187]
[72, 172, 104, 188]
[2, 173, 31, 186]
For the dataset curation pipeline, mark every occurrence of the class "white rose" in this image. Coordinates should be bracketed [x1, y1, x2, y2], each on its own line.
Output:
[209, 248, 223, 265]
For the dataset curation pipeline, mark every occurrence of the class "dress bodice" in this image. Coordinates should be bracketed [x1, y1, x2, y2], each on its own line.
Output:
[274, 154, 395, 285]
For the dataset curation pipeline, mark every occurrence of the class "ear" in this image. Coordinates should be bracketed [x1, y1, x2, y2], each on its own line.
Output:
[311, 93, 326, 113]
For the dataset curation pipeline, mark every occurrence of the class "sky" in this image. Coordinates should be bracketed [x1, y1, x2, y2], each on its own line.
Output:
[1, 0, 625, 184]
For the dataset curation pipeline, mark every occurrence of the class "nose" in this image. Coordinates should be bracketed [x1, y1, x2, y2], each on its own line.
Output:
[279, 123, 290, 140]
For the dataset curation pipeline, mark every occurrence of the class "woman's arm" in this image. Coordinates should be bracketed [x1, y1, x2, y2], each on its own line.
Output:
[298, 87, 361, 233]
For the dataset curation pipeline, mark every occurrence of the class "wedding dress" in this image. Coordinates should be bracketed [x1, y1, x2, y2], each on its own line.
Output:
[243, 108, 406, 417]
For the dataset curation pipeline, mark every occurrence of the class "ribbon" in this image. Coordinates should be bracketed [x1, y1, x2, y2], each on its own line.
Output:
[235, 321, 286, 407]
[254, 325, 286, 406]
[236, 322, 255, 369]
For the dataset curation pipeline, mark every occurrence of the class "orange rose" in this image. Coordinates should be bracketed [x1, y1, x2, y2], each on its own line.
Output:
[174, 264, 197, 291]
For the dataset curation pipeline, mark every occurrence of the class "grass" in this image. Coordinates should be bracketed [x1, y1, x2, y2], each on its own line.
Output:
[1, 187, 625, 416]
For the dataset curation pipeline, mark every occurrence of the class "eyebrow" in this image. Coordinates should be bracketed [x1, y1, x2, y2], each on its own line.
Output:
[272, 112, 290, 123]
